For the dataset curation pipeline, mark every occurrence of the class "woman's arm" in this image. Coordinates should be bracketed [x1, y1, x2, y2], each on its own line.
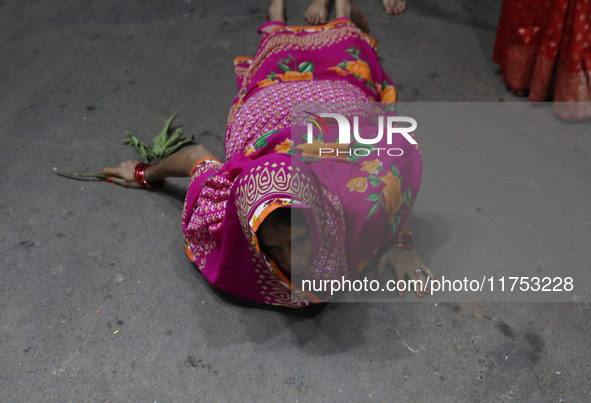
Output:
[100, 145, 218, 188]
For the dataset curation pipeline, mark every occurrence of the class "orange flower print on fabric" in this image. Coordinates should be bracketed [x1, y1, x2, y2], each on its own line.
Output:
[328, 66, 348, 76]
[278, 71, 313, 82]
[245, 146, 256, 156]
[296, 140, 349, 160]
[274, 139, 293, 153]
[380, 85, 397, 103]
[347, 176, 368, 193]
[257, 78, 279, 88]
[380, 172, 402, 223]
[360, 159, 383, 174]
[346, 60, 372, 82]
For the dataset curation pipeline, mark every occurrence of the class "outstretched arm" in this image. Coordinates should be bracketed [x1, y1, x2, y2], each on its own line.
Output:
[101, 145, 218, 188]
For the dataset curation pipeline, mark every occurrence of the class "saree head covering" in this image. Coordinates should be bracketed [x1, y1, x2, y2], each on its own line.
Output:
[182, 120, 422, 308]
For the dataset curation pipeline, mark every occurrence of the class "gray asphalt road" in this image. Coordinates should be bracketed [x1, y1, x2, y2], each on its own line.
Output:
[1, 1, 590, 401]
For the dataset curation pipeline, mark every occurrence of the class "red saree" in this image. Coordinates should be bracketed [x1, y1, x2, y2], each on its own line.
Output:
[493, 0, 591, 119]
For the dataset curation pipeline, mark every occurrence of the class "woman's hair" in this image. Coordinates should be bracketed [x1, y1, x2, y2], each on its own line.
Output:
[257, 207, 305, 230]
[257, 207, 306, 232]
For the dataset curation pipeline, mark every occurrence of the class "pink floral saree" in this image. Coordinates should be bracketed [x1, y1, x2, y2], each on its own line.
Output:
[181, 19, 422, 308]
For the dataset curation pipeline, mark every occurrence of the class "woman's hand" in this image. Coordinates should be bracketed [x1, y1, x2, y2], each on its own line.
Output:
[376, 247, 435, 297]
[100, 160, 143, 188]
[101, 145, 219, 189]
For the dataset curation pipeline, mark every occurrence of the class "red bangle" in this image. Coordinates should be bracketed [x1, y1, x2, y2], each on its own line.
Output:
[133, 163, 164, 189]
[392, 231, 414, 249]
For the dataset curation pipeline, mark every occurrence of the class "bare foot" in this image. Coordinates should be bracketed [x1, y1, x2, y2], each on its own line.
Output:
[305, 0, 331, 25]
[266, 0, 286, 23]
[382, 0, 407, 15]
[335, 0, 369, 33]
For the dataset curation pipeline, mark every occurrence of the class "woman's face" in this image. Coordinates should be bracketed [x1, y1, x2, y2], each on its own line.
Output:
[257, 218, 312, 277]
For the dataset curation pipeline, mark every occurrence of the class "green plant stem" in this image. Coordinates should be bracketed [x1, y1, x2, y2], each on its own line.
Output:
[53, 167, 107, 181]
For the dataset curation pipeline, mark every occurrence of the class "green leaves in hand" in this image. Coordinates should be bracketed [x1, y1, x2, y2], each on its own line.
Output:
[123, 113, 195, 164]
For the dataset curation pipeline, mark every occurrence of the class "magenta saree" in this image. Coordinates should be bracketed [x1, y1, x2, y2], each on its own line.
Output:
[181, 19, 422, 308]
